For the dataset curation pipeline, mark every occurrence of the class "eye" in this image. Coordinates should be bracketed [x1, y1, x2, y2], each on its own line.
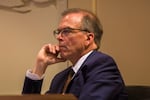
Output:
[61, 28, 72, 35]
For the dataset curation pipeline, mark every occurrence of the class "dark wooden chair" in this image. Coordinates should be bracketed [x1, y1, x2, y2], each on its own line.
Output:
[126, 86, 150, 100]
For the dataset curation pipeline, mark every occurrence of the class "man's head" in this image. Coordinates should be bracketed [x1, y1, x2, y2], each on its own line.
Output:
[61, 8, 103, 50]
[53, 8, 103, 64]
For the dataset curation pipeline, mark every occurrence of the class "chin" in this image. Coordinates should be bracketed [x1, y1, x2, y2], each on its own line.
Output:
[60, 53, 68, 59]
[61, 52, 73, 60]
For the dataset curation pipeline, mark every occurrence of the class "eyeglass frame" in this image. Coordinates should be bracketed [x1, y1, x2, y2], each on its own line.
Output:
[53, 27, 90, 37]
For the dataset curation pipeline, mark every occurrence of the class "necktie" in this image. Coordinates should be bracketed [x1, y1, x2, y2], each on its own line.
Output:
[62, 68, 75, 94]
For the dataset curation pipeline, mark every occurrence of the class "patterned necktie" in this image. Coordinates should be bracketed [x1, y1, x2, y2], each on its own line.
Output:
[62, 68, 75, 94]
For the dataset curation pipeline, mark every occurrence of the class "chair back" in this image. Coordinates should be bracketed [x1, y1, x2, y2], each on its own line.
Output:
[126, 86, 150, 100]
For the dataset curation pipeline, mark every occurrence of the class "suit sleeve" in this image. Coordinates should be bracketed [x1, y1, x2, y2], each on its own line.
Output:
[22, 77, 43, 94]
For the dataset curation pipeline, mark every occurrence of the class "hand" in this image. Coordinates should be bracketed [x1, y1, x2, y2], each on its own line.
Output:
[32, 44, 66, 77]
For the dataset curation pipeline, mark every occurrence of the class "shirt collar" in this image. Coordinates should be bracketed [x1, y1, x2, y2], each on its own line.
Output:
[72, 50, 93, 73]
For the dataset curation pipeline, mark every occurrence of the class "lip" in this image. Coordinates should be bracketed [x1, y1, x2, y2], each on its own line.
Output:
[59, 45, 67, 50]
[59, 45, 66, 48]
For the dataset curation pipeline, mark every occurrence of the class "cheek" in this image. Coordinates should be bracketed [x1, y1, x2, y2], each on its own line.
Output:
[66, 39, 77, 49]
[65, 33, 87, 50]
[68, 37, 86, 50]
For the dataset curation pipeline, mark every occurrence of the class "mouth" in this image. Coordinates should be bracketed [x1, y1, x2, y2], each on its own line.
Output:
[59, 45, 67, 51]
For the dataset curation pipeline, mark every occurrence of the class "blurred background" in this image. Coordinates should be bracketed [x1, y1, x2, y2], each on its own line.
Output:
[0, 0, 150, 94]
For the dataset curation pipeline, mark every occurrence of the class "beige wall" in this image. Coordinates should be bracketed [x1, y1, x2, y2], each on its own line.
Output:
[0, 0, 150, 95]
[97, 0, 150, 85]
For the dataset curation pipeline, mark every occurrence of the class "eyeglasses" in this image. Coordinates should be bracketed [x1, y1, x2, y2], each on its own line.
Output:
[53, 27, 90, 37]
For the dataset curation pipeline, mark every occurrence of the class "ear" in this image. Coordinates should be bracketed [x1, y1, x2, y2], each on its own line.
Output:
[86, 33, 94, 41]
[85, 33, 94, 45]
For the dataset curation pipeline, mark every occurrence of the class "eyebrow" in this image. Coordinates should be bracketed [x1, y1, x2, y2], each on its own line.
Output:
[58, 27, 76, 30]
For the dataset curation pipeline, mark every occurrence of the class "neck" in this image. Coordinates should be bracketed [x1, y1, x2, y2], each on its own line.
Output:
[70, 43, 97, 65]
[70, 49, 96, 65]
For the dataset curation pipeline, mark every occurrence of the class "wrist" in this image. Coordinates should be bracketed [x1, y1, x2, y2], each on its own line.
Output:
[32, 62, 48, 77]
[26, 69, 45, 80]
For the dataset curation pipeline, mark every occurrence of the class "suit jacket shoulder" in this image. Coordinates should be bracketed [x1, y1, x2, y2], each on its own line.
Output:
[48, 50, 128, 100]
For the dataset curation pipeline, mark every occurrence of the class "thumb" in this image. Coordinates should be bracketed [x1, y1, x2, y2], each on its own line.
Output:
[56, 58, 67, 63]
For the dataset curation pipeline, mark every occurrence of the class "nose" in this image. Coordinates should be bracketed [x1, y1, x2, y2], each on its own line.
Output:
[56, 33, 64, 41]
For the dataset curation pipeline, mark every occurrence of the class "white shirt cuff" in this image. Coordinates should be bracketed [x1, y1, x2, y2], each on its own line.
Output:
[26, 69, 45, 80]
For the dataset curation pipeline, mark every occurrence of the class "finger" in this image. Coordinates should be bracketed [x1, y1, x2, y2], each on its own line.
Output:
[48, 44, 56, 54]
[55, 45, 60, 54]
[44, 44, 51, 54]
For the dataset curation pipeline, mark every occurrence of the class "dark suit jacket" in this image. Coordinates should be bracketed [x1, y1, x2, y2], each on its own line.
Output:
[22, 50, 128, 100]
